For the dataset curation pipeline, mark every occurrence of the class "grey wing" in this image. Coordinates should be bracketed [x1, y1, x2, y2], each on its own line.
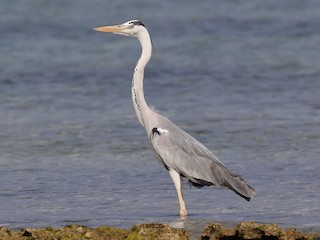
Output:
[151, 123, 228, 186]
[150, 120, 256, 200]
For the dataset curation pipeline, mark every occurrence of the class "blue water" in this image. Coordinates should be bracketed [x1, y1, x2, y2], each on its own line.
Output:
[1, 0, 320, 232]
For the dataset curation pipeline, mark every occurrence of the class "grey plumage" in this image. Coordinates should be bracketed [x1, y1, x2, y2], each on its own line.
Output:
[94, 20, 256, 217]
[150, 114, 255, 201]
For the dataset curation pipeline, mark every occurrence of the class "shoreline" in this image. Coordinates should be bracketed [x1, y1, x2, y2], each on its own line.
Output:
[0, 222, 319, 240]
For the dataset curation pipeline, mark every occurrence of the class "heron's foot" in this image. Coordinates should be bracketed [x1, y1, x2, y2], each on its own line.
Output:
[179, 209, 187, 219]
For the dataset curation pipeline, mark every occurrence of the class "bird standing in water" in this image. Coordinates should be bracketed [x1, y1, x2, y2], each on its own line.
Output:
[94, 20, 255, 217]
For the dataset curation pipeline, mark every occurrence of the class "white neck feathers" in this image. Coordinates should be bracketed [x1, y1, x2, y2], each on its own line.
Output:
[131, 28, 153, 128]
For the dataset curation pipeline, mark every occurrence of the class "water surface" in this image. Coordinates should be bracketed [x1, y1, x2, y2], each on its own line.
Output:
[0, 0, 319, 231]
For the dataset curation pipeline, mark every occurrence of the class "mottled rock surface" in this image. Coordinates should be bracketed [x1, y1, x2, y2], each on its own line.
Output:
[201, 222, 319, 240]
[0, 222, 318, 240]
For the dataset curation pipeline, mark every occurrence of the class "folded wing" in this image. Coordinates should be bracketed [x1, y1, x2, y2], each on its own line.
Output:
[150, 119, 256, 201]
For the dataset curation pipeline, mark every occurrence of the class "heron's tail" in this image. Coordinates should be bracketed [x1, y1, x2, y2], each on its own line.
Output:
[223, 173, 256, 201]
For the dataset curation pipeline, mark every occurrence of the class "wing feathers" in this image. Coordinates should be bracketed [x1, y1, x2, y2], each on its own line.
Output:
[150, 118, 256, 200]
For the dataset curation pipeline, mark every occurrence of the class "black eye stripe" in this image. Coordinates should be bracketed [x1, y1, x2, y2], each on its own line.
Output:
[129, 20, 145, 27]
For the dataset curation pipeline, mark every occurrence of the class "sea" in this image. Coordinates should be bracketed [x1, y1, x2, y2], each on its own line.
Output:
[0, 0, 319, 232]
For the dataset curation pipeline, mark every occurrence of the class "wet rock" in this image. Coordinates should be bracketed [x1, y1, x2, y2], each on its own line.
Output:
[128, 223, 190, 240]
[18, 225, 128, 240]
[0, 227, 12, 238]
[237, 222, 286, 239]
[201, 222, 319, 240]
[0, 224, 188, 240]
[201, 223, 236, 240]
[0, 222, 318, 240]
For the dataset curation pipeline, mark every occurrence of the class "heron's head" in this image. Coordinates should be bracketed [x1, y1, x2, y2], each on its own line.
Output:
[94, 20, 146, 37]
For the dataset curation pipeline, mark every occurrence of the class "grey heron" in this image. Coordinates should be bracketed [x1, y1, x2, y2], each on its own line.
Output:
[94, 20, 256, 217]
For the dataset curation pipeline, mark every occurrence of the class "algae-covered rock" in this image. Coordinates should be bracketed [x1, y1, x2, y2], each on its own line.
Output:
[0, 222, 319, 240]
[286, 228, 305, 240]
[201, 223, 235, 240]
[237, 222, 286, 239]
[0, 224, 188, 240]
[127, 223, 190, 240]
[27, 225, 128, 240]
[0, 225, 128, 240]
[0, 227, 13, 238]
[201, 222, 320, 240]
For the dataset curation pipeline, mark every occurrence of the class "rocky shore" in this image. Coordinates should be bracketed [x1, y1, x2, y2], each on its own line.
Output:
[0, 222, 319, 240]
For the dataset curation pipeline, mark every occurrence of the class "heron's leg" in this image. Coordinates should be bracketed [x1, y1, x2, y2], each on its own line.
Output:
[169, 169, 187, 217]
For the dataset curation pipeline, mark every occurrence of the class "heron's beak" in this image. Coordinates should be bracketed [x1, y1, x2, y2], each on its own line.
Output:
[94, 25, 124, 33]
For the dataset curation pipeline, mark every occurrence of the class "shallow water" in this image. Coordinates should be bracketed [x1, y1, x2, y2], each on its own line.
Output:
[1, 0, 320, 231]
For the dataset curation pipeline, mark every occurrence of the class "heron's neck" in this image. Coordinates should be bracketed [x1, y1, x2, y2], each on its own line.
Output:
[132, 29, 154, 131]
